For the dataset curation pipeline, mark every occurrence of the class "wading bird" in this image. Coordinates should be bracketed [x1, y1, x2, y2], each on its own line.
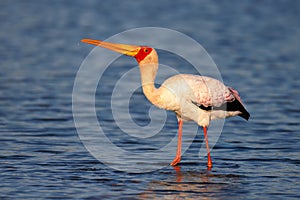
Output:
[81, 39, 250, 169]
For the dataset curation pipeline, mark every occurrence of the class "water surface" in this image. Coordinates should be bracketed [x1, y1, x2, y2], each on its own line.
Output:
[0, 0, 299, 199]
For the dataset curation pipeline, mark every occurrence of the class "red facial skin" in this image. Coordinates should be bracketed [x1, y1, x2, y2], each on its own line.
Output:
[134, 47, 152, 63]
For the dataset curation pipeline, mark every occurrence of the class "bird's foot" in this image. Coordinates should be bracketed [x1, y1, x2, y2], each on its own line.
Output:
[207, 162, 213, 168]
[207, 158, 213, 170]
[170, 156, 181, 166]
[207, 164, 213, 170]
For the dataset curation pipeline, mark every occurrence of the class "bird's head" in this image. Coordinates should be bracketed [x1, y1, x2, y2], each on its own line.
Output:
[81, 39, 157, 65]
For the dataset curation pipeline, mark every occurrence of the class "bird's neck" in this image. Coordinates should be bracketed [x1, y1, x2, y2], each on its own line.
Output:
[138, 63, 161, 106]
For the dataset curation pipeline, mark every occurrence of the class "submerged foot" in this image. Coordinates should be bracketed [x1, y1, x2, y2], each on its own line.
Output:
[170, 157, 181, 166]
[207, 159, 213, 169]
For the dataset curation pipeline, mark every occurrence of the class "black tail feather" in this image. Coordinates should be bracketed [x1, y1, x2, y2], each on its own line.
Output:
[195, 99, 250, 121]
[228, 99, 250, 121]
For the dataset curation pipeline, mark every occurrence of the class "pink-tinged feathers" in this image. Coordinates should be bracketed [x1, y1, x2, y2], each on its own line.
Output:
[228, 87, 244, 105]
[153, 74, 249, 124]
[161, 74, 235, 108]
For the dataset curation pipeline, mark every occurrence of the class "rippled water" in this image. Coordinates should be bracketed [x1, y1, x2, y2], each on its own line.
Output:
[1, 0, 300, 199]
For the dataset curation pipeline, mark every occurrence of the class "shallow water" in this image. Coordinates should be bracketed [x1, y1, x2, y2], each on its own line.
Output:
[1, 0, 300, 199]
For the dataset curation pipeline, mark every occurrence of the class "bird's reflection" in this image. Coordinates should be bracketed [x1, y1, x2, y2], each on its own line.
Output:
[140, 165, 241, 199]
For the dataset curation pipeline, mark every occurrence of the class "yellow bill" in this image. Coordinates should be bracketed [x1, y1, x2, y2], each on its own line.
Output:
[81, 39, 140, 57]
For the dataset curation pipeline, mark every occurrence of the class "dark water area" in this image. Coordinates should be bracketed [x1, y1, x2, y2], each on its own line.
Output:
[1, 0, 300, 199]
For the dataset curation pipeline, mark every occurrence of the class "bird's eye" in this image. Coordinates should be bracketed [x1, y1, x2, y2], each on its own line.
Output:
[144, 48, 149, 53]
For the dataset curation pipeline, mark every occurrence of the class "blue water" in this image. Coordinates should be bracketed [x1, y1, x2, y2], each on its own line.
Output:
[1, 0, 300, 199]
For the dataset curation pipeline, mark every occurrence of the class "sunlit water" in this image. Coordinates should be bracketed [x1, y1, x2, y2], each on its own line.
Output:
[1, 0, 299, 199]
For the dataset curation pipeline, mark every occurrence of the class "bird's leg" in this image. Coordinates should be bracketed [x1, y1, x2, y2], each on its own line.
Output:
[203, 127, 213, 169]
[170, 119, 183, 166]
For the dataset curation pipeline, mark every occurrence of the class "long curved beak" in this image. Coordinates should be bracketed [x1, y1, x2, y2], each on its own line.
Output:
[81, 39, 140, 57]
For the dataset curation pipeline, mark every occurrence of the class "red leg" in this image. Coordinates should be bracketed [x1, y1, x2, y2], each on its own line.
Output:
[170, 119, 183, 166]
[203, 127, 213, 169]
